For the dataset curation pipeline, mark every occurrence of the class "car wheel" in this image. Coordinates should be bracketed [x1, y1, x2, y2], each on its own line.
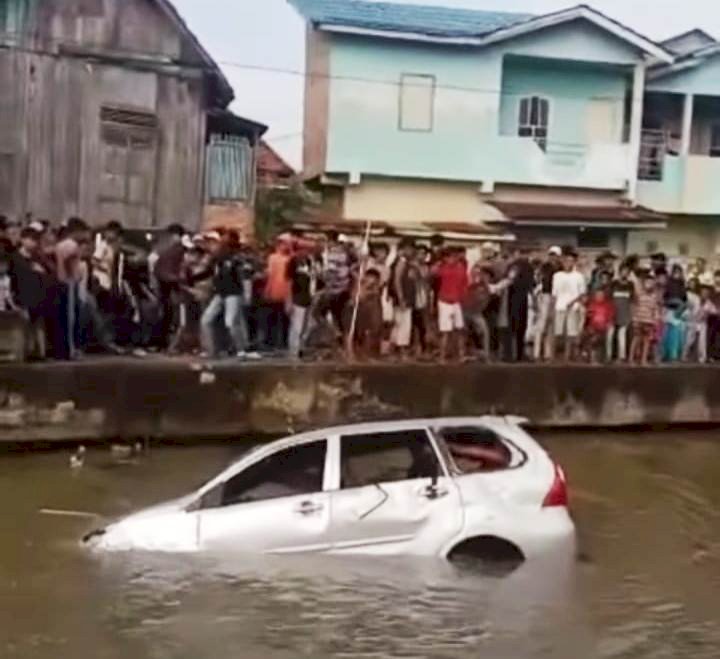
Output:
[448, 536, 525, 575]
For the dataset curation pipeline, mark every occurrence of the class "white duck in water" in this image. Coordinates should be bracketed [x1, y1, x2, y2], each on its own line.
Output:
[110, 442, 145, 460]
[70, 445, 86, 470]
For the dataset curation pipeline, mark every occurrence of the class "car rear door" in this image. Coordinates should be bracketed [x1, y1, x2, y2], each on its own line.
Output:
[327, 428, 463, 556]
[197, 439, 332, 554]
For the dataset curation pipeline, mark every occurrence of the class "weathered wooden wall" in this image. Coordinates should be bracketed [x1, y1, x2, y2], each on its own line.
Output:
[0, 0, 210, 229]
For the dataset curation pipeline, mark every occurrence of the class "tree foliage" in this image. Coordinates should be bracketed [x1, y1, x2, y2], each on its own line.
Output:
[254, 184, 315, 243]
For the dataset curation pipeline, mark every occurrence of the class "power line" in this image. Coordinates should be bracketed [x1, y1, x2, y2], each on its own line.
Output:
[218, 59, 633, 103]
[0, 29, 639, 104]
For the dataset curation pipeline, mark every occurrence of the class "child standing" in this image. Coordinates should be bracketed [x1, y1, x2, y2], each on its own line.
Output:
[631, 275, 661, 365]
[350, 269, 384, 360]
[608, 264, 634, 362]
[584, 289, 615, 363]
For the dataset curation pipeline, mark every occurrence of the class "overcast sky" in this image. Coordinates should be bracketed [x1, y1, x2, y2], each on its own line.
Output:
[171, 0, 720, 168]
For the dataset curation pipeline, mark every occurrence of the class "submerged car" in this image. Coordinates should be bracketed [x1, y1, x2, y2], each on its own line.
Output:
[85, 417, 575, 563]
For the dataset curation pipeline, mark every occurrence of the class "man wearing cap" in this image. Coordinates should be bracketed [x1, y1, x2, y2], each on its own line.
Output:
[533, 246, 562, 361]
[590, 250, 617, 291]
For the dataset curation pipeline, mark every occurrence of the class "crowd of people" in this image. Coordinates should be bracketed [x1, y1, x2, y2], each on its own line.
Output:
[2, 213, 720, 366]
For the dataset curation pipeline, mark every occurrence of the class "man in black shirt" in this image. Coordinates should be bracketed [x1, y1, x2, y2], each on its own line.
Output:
[506, 249, 534, 362]
[200, 233, 256, 358]
[10, 227, 47, 357]
[533, 246, 562, 361]
[287, 242, 321, 358]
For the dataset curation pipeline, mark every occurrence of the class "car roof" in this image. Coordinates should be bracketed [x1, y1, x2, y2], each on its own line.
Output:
[284, 416, 530, 443]
[202, 416, 537, 492]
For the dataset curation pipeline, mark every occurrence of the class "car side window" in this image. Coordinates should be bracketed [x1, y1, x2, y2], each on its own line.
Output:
[200, 441, 327, 509]
[340, 430, 440, 490]
[438, 426, 514, 474]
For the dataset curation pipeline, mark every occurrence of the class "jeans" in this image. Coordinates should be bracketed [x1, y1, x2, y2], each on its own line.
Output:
[201, 294, 248, 356]
[683, 322, 707, 363]
[288, 304, 308, 358]
[261, 301, 288, 351]
[606, 325, 628, 361]
[55, 282, 78, 359]
[533, 293, 554, 361]
[465, 312, 490, 357]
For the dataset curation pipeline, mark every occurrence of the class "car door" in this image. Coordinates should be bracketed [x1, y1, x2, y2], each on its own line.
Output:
[327, 428, 463, 556]
[197, 439, 331, 554]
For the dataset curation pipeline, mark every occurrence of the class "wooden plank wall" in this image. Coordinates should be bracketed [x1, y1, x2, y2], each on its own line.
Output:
[0, 0, 210, 229]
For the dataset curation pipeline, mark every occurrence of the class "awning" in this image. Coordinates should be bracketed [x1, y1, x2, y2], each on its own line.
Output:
[488, 202, 668, 230]
[292, 217, 515, 243]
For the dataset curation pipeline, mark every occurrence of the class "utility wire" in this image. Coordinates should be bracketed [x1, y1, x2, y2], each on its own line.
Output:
[0, 28, 639, 103]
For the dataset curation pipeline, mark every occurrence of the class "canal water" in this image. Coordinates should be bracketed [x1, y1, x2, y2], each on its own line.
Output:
[2, 431, 720, 659]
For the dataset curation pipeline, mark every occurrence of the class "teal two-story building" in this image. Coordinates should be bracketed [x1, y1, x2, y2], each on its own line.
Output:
[292, 0, 720, 258]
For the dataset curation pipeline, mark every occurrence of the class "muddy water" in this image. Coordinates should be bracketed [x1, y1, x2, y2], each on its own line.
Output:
[2, 431, 720, 659]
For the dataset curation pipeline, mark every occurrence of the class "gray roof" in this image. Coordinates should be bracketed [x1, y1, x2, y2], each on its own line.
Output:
[289, 0, 533, 38]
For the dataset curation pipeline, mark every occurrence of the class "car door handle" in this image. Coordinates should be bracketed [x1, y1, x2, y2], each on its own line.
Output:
[421, 485, 449, 501]
[294, 501, 324, 516]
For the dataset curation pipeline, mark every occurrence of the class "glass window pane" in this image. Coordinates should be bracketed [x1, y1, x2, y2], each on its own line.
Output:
[219, 441, 326, 506]
[530, 97, 539, 125]
[340, 430, 439, 489]
[519, 99, 529, 125]
[539, 99, 549, 127]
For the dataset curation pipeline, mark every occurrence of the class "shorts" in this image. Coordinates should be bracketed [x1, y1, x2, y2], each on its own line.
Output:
[633, 321, 656, 340]
[381, 291, 394, 324]
[438, 301, 464, 333]
[554, 307, 583, 338]
[392, 307, 413, 347]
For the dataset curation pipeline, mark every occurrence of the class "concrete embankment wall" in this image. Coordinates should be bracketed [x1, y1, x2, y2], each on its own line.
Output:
[0, 360, 719, 442]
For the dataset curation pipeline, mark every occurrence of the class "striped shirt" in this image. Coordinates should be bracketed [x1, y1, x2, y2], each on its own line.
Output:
[633, 291, 659, 325]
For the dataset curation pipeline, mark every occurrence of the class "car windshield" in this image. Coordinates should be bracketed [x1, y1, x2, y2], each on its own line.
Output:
[192, 444, 262, 492]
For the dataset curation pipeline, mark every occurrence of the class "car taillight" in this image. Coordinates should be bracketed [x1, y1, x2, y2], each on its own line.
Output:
[542, 463, 568, 508]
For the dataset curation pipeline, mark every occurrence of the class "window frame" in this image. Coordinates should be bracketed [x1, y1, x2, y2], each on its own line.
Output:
[332, 427, 448, 492]
[517, 94, 551, 151]
[709, 122, 720, 158]
[192, 438, 331, 511]
[398, 73, 436, 133]
[430, 424, 528, 476]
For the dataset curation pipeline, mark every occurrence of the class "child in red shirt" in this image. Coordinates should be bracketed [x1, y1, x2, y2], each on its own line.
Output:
[583, 289, 615, 363]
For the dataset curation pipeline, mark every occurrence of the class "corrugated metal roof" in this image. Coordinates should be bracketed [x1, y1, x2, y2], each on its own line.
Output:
[489, 202, 668, 227]
[289, 0, 533, 38]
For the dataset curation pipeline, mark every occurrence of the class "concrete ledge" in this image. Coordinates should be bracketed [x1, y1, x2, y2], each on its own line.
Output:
[1, 359, 720, 442]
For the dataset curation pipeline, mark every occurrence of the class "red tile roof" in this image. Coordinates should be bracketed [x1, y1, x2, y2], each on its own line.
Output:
[258, 141, 295, 183]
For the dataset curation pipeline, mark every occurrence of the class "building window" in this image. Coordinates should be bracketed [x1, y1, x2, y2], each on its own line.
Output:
[399, 74, 435, 132]
[638, 129, 666, 181]
[206, 134, 255, 202]
[518, 96, 549, 151]
[340, 430, 439, 489]
[710, 124, 720, 158]
[577, 228, 610, 249]
[646, 240, 659, 255]
[678, 242, 690, 257]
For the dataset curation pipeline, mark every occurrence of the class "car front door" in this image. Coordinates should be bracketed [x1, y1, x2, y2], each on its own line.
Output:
[327, 429, 463, 556]
[197, 440, 331, 554]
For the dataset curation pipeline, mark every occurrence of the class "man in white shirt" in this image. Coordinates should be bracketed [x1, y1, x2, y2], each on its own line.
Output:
[552, 251, 587, 361]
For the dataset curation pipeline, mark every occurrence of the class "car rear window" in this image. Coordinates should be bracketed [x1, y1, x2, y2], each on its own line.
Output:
[436, 426, 525, 474]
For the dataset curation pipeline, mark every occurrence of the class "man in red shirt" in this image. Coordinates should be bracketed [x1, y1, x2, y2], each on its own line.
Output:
[432, 247, 469, 362]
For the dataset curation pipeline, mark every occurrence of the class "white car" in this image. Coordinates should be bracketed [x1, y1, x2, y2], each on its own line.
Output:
[85, 417, 575, 564]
